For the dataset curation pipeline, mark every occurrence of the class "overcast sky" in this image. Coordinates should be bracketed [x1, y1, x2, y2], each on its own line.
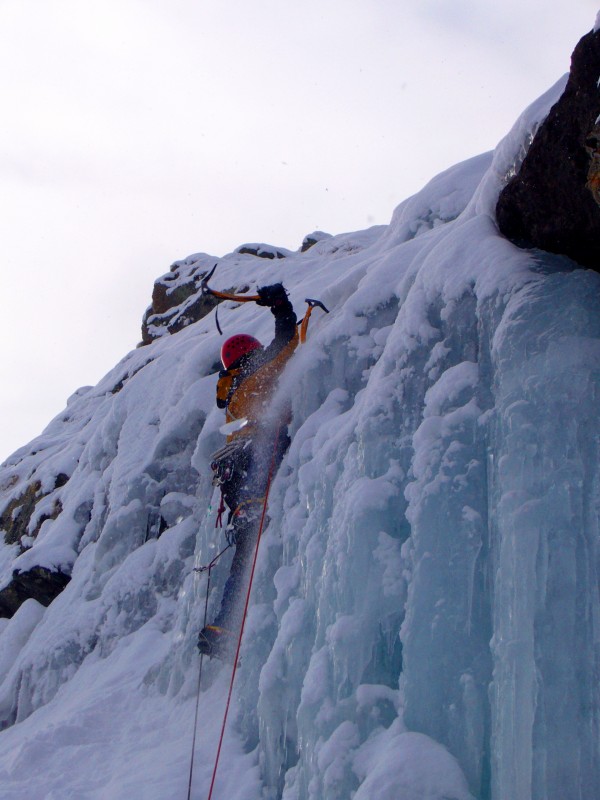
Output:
[1, 1, 597, 463]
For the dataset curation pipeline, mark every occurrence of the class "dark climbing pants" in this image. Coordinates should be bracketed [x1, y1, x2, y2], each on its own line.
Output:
[212, 428, 290, 630]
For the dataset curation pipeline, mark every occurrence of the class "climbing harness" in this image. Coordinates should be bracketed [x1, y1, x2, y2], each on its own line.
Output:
[210, 440, 251, 486]
[211, 439, 253, 531]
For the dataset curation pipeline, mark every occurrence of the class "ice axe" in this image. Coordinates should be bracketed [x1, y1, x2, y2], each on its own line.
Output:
[198, 263, 260, 303]
[198, 263, 262, 334]
[197, 262, 218, 295]
[300, 298, 329, 343]
[198, 264, 329, 339]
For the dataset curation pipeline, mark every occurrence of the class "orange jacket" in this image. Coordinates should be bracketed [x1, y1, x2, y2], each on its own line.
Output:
[216, 301, 298, 441]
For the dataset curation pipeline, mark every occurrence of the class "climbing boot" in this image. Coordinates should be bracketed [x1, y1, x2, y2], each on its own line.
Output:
[197, 625, 234, 659]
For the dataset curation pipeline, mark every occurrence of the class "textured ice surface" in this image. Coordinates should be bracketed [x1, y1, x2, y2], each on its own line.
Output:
[0, 77, 598, 799]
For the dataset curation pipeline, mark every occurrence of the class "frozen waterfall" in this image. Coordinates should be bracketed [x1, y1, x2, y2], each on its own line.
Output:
[0, 76, 598, 800]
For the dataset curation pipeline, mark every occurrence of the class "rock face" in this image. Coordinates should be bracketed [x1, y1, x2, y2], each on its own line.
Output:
[235, 243, 290, 259]
[0, 475, 71, 617]
[0, 567, 71, 618]
[141, 246, 288, 344]
[0, 479, 65, 547]
[496, 28, 600, 269]
[300, 230, 332, 252]
[141, 235, 321, 344]
[141, 260, 220, 344]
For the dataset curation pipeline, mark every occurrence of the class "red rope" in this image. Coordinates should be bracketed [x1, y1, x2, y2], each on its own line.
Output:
[215, 490, 227, 529]
[206, 430, 281, 800]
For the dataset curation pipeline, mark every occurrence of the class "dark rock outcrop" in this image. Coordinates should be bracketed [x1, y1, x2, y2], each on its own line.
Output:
[0, 567, 71, 618]
[496, 28, 600, 269]
[0, 481, 42, 546]
[141, 259, 256, 344]
[0, 475, 73, 616]
[141, 234, 327, 344]
[300, 231, 332, 252]
[1, 480, 64, 549]
[236, 243, 288, 259]
[141, 291, 219, 345]
[141, 264, 221, 344]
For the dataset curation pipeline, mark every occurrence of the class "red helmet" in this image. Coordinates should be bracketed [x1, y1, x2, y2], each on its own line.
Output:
[220, 334, 262, 368]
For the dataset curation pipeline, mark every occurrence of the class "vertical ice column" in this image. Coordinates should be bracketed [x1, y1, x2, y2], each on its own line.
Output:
[490, 271, 600, 800]
[402, 360, 492, 796]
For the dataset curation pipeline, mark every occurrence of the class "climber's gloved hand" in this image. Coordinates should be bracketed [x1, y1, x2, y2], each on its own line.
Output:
[256, 283, 288, 307]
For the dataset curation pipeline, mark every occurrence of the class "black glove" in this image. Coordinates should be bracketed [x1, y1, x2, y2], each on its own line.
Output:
[256, 283, 288, 307]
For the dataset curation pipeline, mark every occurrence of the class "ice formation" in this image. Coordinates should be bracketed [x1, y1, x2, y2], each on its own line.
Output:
[0, 74, 598, 800]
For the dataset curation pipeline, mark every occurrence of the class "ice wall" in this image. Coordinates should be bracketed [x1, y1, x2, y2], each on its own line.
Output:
[489, 269, 600, 799]
[0, 75, 598, 800]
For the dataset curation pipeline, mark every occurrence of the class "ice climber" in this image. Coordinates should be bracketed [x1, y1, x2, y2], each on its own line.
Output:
[198, 283, 298, 657]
